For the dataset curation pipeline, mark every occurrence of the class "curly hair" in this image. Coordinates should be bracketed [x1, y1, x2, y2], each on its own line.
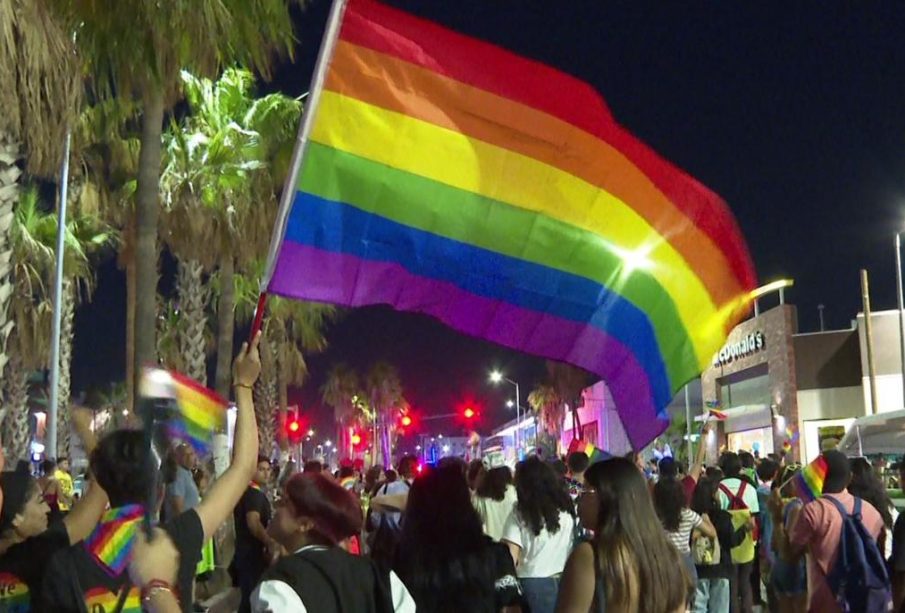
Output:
[849, 457, 894, 528]
[514, 456, 573, 536]
[475, 466, 512, 502]
[653, 476, 688, 532]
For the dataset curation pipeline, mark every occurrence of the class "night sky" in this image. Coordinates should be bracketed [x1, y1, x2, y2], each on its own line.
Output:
[72, 1, 905, 438]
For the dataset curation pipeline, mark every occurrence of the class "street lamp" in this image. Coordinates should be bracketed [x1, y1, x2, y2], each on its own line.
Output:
[897, 233, 905, 407]
[307, 429, 315, 437]
[324, 440, 332, 448]
[490, 370, 521, 457]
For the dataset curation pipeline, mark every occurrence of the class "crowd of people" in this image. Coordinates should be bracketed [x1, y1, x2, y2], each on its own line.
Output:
[0, 334, 903, 612]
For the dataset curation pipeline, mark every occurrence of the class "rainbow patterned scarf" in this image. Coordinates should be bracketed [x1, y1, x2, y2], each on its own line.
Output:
[84, 505, 145, 577]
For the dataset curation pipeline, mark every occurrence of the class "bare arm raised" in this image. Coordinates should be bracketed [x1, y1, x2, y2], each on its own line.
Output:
[194, 332, 261, 541]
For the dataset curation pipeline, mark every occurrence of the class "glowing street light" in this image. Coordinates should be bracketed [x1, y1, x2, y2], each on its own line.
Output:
[325, 440, 333, 447]
[490, 370, 521, 455]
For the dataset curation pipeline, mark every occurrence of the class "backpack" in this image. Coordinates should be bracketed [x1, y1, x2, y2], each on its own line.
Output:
[718, 480, 756, 564]
[823, 495, 892, 613]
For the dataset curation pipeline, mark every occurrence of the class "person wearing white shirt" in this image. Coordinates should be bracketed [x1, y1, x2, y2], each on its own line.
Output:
[251, 472, 416, 613]
[473, 460, 517, 541]
[502, 456, 576, 613]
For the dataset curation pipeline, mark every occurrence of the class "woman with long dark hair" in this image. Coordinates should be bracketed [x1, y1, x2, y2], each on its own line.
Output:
[849, 457, 896, 557]
[556, 458, 690, 613]
[474, 464, 518, 541]
[393, 464, 523, 612]
[251, 472, 416, 612]
[502, 456, 576, 613]
[654, 475, 716, 590]
[690, 476, 752, 613]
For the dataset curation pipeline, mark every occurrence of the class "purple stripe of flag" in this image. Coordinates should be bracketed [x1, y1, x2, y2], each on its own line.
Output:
[270, 241, 667, 448]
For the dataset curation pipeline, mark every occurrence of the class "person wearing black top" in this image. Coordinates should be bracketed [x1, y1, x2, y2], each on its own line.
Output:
[41, 333, 264, 613]
[252, 472, 417, 612]
[0, 408, 108, 613]
[233, 456, 275, 612]
[393, 464, 523, 613]
[691, 476, 752, 613]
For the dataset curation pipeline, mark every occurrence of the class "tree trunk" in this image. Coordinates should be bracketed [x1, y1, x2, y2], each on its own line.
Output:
[177, 258, 207, 384]
[132, 89, 165, 409]
[213, 254, 235, 398]
[0, 135, 20, 379]
[56, 279, 75, 459]
[120, 217, 136, 414]
[3, 346, 31, 462]
[254, 330, 277, 458]
[277, 368, 289, 452]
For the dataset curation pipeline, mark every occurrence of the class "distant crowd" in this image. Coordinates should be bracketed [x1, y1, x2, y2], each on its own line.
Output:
[0, 334, 902, 612]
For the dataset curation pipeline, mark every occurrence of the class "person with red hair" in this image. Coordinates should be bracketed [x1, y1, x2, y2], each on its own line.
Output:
[251, 472, 416, 612]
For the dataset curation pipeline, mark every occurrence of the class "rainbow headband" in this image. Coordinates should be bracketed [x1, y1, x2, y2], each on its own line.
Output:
[85, 504, 145, 577]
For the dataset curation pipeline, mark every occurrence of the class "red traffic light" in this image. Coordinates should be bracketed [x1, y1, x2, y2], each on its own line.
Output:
[351, 433, 362, 446]
[400, 415, 413, 427]
[463, 407, 476, 420]
[288, 420, 300, 433]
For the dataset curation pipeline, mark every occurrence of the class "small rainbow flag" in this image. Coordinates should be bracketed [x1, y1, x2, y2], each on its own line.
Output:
[140, 367, 228, 454]
[785, 425, 799, 444]
[708, 408, 728, 421]
[569, 439, 609, 464]
[84, 504, 144, 577]
[340, 476, 357, 490]
[793, 455, 828, 502]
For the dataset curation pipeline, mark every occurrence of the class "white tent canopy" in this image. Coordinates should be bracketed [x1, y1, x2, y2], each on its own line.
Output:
[837, 410, 905, 457]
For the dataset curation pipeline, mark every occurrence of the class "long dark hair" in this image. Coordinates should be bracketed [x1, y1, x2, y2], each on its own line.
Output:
[394, 465, 500, 612]
[475, 466, 512, 502]
[654, 476, 688, 532]
[514, 456, 573, 536]
[585, 458, 689, 613]
[691, 476, 720, 518]
[849, 457, 894, 528]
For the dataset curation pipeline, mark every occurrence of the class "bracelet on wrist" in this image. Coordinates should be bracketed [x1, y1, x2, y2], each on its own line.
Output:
[234, 382, 253, 390]
[141, 579, 177, 606]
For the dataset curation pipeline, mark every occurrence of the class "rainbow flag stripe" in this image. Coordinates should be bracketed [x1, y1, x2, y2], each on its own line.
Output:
[141, 367, 228, 454]
[794, 456, 828, 502]
[266, 0, 756, 448]
[84, 504, 144, 577]
[708, 408, 728, 421]
[84, 586, 141, 612]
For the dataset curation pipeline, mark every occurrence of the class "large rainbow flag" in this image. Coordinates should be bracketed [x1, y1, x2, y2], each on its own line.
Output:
[263, 0, 756, 448]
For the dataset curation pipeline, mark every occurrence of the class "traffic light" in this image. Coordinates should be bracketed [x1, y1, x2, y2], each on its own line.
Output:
[463, 406, 476, 420]
[286, 412, 302, 443]
[400, 415, 413, 428]
[351, 432, 362, 447]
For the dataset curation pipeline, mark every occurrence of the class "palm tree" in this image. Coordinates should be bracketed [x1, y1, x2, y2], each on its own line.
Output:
[527, 384, 563, 457]
[54, 211, 114, 457]
[71, 98, 140, 408]
[321, 363, 362, 459]
[546, 361, 594, 447]
[161, 68, 303, 395]
[0, 1, 80, 384]
[2, 188, 57, 460]
[235, 263, 336, 457]
[365, 362, 406, 468]
[58, 0, 303, 409]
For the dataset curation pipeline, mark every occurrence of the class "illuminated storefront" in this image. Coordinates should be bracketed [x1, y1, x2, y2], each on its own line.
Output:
[701, 302, 866, 463]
